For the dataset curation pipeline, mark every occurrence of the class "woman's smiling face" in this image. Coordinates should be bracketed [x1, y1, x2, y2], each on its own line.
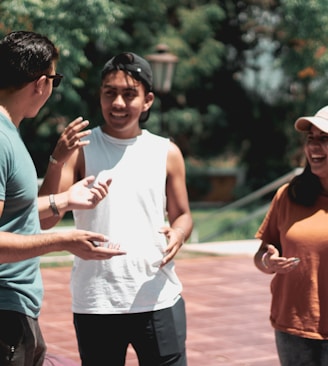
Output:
[304, 125, 328, 179]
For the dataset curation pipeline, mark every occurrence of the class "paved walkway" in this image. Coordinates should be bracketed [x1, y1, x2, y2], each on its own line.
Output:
[39, 240, 280, 365]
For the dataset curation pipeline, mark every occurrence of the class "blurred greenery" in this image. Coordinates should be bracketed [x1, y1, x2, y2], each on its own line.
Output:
[1, 0, 327, 197]
[190, 207, 265, 242]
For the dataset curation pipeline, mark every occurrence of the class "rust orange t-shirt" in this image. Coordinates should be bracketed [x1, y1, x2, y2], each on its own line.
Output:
[256, 183, 328, 339]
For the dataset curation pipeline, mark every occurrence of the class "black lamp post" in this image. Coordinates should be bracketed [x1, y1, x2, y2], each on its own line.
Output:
[146, 44, 179, 134]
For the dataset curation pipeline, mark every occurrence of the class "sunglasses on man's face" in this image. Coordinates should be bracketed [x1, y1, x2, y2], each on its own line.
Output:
[45, 73, 63, 88]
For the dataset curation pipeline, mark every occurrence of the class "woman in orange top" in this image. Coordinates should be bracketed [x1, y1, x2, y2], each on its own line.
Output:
[254, 105, 328, 366]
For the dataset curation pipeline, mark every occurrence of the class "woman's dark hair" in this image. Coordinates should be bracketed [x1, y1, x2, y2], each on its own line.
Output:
[287, 162, 322, 206]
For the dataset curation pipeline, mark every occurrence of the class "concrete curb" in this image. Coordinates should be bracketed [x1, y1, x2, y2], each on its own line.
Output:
[182, 239, 260, 256]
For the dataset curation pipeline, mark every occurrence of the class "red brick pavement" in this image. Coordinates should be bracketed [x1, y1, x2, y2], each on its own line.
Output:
[39, 255, 280, 365]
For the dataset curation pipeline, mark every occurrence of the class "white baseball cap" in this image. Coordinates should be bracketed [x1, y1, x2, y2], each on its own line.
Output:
[295, 106, 328, 133]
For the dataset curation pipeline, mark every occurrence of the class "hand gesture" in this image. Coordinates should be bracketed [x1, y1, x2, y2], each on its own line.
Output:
[67, 176, 111, 210]
[263, 244, 300, 274]
[64, 230, 126, 260]
[159, 226, 185, 267]
[51, 117, 91, 165]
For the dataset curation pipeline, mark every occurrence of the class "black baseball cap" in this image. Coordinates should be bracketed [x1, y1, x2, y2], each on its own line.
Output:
[101, 52, 153, 123]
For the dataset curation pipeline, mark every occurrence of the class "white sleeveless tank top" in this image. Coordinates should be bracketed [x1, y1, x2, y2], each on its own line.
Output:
[71, 128, 182, 313]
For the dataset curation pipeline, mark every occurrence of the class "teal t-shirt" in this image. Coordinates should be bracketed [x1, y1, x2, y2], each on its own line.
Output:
[0, 113, 42, 318]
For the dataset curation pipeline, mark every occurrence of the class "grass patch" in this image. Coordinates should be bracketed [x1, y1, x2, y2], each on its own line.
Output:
[191, 207, 265, 242]
[41, 261, 73, 268]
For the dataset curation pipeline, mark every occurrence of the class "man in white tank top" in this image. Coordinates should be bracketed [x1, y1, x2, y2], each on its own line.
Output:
[41, 52, 193, 366]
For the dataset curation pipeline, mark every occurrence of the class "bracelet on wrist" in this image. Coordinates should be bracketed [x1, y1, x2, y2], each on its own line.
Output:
[49, 155, 59, 165]
[49, 194, 60, 217]
[49, 155, 65, 166]
[261, 251, 270, 269]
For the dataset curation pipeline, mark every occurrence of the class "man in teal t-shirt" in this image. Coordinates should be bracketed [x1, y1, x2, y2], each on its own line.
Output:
[0, 114, 41, 319]
[0, 31, 125, 365]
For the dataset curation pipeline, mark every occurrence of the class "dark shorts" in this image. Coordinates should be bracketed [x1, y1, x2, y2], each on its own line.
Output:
[0, 310, 46, 366]
[74, 297, 187, 366]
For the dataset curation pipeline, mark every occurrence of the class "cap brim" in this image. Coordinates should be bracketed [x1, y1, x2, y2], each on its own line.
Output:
[294, 116, 328, 133]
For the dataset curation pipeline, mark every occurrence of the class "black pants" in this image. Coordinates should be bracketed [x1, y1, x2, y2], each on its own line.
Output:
[74, 297, 187, 366]
[0, 310, 46, 366]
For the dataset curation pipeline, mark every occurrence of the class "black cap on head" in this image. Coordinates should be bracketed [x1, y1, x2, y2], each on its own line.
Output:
[101, 52, 153, 123]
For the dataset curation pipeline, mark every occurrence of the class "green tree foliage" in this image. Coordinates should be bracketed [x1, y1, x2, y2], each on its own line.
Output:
[1, 0, 326, 196]
[277, 0, 328, 112]
[0, 0, 127, 174]
[239, 0, 328, 189]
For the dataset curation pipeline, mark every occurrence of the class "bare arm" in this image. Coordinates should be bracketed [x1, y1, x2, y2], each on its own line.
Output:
[39, 117, 88, 229]
[39, 116, 90, 193]
[0, 201, 125, 263]
[0, 117, 126, 262]
[38, 175, 111, 221]
[160, 142, 193, 266]
[254, 242, 277, 274]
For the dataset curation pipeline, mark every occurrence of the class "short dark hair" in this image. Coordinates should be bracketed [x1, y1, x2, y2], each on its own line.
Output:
[0, 31, 59, 90]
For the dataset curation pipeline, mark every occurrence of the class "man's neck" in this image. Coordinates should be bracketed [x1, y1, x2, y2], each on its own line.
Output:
[0, 90, 24, 127]
[0, 105, 13, 123]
